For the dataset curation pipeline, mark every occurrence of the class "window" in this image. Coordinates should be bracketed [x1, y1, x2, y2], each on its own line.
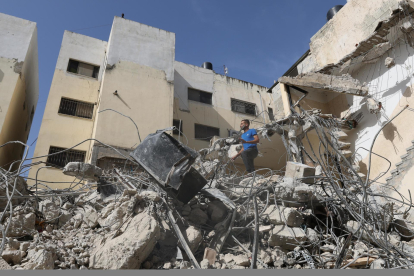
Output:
[188, 88, 212, 105]
[67, 59, 100, 79]
[46, 146, 86, 168]
[195, 124, 220, 140]
[173, 119, 183, 135]
[231, 99, 256, 115]
[268, 107, 275, 121]
[58, 98, 94, 119]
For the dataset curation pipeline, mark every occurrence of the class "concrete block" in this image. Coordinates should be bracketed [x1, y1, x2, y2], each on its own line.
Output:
[285, 162, 315, 184]
[268, 225, 307, 250]
[203, 248, 217, 265]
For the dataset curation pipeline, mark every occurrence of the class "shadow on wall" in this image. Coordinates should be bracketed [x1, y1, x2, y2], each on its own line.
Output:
[0, 69, 4, 82]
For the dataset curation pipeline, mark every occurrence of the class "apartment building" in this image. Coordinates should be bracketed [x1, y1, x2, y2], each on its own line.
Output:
[29, 16, 282, 188]
[0, 13, 39, 169]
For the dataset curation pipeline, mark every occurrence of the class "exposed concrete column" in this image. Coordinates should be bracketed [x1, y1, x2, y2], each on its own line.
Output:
[279, 84, 292, 117]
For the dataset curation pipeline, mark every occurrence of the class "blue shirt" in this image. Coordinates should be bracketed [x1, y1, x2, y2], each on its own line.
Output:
[241, 129, 258, 150]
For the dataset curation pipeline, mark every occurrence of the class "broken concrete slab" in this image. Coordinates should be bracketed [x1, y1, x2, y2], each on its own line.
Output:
[362, 42, 392, 64]
[90, 212, 160, 269]
[39, 199, 60, 223]
[278, 72, 368, 96]
[63, 162, 102, 181]
[1, 250, 22, 265]
[2, 213, 35, 238]
[268, 225, 308, 250]
[263, 206, 304, 227]
[0, 176, 29, 211]
[285, 162, 315, 184]
[24, 249, 56, 269]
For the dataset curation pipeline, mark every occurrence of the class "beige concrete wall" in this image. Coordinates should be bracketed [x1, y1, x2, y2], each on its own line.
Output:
[0, 58, 28, 168]
[310, 0, 400, 69]
[91, 60, 174, 151]
[28, 32, 106, 188]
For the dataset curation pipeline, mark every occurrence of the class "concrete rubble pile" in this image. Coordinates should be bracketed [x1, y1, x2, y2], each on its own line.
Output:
[1, 111, 414, 270]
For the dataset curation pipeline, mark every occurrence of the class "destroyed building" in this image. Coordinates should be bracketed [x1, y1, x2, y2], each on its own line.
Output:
[0, 13, 39, 169]
[4, 0, 414, 270]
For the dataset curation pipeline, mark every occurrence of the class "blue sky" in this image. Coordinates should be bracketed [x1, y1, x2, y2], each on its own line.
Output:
[2, 0, 346, 161]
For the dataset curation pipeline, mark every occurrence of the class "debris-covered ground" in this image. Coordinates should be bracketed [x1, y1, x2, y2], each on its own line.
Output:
[2, 108, 414, 270]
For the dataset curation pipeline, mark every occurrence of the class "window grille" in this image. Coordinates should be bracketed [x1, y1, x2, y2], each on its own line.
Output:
[188, 88, 212, 105]
[195, 124, 219, 140]
[46, 146, 86, 168]
[67, 59, 100, 79]
[173, 119, 183, 135]
[231, 99, 256, 115]
[58, 98, 94, 119]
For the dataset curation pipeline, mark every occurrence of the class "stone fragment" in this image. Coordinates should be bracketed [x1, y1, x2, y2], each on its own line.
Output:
[24, 249, 56, 269]
[207, 200, 228, 224]
[179, 226, 202, 253]
[203, 248, 217, 265]
[285, 162, 315, 184]
[1, 250, 21, 265]
[81, 206, 99, 228]
[103, 208, 124, 231]
[306, 228, 319, 244]
[62, 162, 102, 181]
[200, 259, 211, 269]
[233, 255, 250, 267]
[268, 225, 307, 250]
[188, 208, 208, 225]
[264, 206, 304, 227]
[370, 259, 386, 269]
[2, 213, 35, 238]
[89, 212, 160, 269]
[384, 57, 395, 68]
[163, 262, 172, 269]
[0, 177, 29, 212]
[139, 191, 161, 202]
[259, 250, 273, 264]
[8, 239, 20, 250]
[20, 242, 30, 252]
[0, 257, 11, 270]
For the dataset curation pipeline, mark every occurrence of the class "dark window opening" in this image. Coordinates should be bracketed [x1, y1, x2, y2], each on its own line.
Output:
[268, 107, 275, 121]
[231, 98, 256, 115]
[173, 119, 183, 135]
[58, 98, 94, 119]
[46, 146, 86, 168]
[188, 88, 212, 105]
[195, 124, 219, 140]
[67, 59, 100, 79]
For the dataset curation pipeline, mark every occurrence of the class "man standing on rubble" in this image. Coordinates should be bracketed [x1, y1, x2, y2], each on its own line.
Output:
[231, 119, 259, 174]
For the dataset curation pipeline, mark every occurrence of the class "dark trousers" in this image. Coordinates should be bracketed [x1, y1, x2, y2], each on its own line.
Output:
[241, 147, 258, 173]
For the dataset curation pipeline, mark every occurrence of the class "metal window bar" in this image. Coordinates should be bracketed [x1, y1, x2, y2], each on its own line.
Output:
[58, 98, 94, 119]
[173, 119, 183, 135]
[195, 124, 219, 140]
[231, 99, 256, 115]
[46, 146, 86, 168]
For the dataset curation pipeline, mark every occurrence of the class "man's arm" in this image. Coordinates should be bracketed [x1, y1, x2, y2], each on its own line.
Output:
[231, 147, 244, 161]
[240, 134, 259, 144]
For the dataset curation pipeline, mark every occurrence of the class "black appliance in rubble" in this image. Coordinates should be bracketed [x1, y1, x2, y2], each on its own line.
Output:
[130, 130, 207, 204]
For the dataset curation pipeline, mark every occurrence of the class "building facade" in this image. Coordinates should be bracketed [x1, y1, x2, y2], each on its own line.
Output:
[29, 16, 282, 188]
[0, 13, 39, 169]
